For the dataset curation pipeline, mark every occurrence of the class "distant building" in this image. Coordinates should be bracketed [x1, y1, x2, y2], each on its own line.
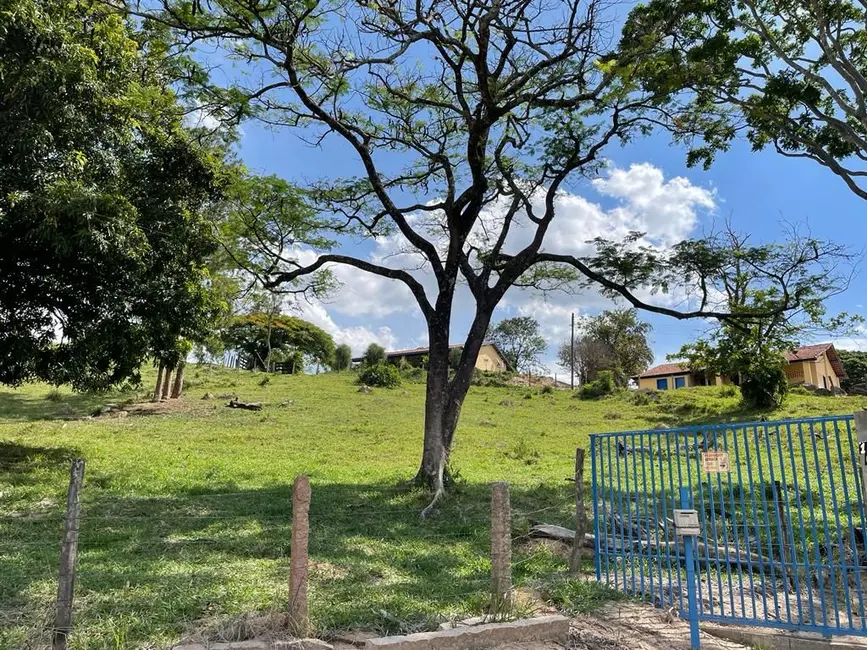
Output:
[352, 342, 513, 372]
[637, 343, 847, 391]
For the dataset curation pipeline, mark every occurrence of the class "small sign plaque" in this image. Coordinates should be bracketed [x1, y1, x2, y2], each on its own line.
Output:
[702, 451, 731, 473]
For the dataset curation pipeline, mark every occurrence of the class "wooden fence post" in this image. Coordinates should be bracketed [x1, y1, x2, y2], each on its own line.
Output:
[289, 475, 311, 637]
[569, 448, 586, 574]
[53, 459, 85, 650]
[490, 482, 512, 615]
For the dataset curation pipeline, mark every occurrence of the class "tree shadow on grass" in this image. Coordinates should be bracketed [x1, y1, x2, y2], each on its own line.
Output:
[0, 390, 114, 422]
[0, 480, 575, 649]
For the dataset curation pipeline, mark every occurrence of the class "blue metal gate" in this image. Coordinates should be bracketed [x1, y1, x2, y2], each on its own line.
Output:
[591, 415, 867, 637]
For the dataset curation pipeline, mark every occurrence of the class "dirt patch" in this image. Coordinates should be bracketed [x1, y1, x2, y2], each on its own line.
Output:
[568, 602, 746, 650]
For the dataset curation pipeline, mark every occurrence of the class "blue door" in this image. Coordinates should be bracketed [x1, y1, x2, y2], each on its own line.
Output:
[674, 376, 686, 389]
[656, 378, 668, 390]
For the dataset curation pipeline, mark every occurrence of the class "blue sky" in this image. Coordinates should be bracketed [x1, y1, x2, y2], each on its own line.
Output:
[230, 98, 867, 375]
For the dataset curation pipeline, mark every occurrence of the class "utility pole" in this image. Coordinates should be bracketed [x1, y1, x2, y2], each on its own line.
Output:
[570, 312, 575, 390]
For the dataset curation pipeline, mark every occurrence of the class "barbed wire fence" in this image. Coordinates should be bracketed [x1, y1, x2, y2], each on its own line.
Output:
[2, 449, 590, 650]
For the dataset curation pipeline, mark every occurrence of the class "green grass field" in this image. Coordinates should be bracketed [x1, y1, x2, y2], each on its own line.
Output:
[2, 366, 866, 649]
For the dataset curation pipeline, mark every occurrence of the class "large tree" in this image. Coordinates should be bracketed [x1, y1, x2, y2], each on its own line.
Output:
[0, 0, 230, 390]
[123, 0, 849, 514]
[621, 0, 867, 200]
[839, 350, 867, 390]
[222, 313, 335, 370]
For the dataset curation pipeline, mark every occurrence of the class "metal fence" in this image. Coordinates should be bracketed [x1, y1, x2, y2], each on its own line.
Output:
[591, 414, 867, 638]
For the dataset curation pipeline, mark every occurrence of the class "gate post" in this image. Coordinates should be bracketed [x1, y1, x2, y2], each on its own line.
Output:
[855, 411, 867, 513]
[679, 487, 701, 650]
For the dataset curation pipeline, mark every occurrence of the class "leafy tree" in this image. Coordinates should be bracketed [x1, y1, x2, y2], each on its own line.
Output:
[672, 227, 857, 407]
[558, 309, 652, 385]
[621, 0, 867, 200]
[128, 0, 853, 513]
[362, 344, 386, 367]
[557, 336, 612, 385]
[334, 344, 353, 372]
[489, 318, 547, 375]
[0, 0, 230, 390]
[222, 314, 335, 371]
[839, 350, 867, 390]
[586, 310, 653, 386]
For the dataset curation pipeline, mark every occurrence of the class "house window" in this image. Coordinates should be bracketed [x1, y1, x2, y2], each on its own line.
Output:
[675, 376, 686, 389]
[656, 378, 669, 390]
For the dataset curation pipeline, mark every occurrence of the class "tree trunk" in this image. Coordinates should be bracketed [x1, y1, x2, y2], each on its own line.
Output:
[161, 366, 173, 401]
[153, 364, 164, 402]
[415, 307, 495, 517]
[170, 361, 185, 398]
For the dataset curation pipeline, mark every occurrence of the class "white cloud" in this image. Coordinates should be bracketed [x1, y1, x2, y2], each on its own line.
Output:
[834, 326, 867, 351]
[295, 301, 397, 356]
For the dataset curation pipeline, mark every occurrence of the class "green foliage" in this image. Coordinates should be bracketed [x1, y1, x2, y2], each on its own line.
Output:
[560, 309, 653, 386]
[739, 353, 789, 409]
[489, 317, 547, 374]
[471, 370, 512, 387]
[448, 347, 463, 370]
[358, 363, 402, 388]
[362, 343, 387, 367]
[839, 350, 867, 390]
[579, 370, 616, 399]
[621, 0, 867, 198]
[222, 313, 335, 370]
[334, 344, 353, 372]
[0, 0, 229, 390]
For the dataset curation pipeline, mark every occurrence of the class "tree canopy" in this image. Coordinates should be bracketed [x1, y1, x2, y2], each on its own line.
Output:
[558, 309, 653, 386]
[622, 0, 867, 200]
[0, 0, 230, 390]
[489, 317, 546, 374]
[222, 313, 335, 371]
[839, 350, 867, 391]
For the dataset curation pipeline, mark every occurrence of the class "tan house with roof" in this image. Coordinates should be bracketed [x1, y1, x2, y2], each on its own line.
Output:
[353, 342, 513, 372]
[637, 343, 846, 391]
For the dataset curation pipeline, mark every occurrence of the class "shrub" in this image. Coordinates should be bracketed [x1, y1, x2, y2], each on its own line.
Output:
[539, 385, 554, 395]
[401, 366, 427, 383]
[578, 370, 615, 399]
[358, 363, 401, 388]
[740, 362, 788, 408]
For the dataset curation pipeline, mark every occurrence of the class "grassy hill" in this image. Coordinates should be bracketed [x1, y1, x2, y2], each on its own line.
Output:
[2, 366, 866, 649]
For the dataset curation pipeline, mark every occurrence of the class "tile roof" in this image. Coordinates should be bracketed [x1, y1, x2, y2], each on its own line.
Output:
[639, 362, 690, 378]
[785, 343, 846, 379]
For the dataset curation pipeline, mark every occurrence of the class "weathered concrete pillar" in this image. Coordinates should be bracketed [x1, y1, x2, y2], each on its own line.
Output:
[491, 482, 511, 613]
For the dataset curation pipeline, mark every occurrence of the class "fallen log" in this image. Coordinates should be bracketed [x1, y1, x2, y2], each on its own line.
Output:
[529, 523, 778, 574]
[226, 399, 263, 411]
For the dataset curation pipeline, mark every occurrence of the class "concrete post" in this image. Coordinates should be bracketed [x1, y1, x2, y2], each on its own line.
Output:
[491, 482, 512, 614]
[289, 475, 311, 636]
